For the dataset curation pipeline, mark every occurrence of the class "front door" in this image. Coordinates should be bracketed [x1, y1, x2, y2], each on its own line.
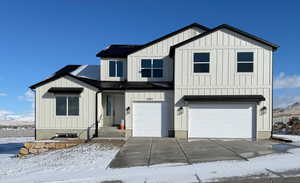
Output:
[113, 95, 125, 125]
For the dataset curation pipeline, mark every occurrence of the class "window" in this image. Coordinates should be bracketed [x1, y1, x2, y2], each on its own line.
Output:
[194, 53, 210, 73]
[109, 61, 123, 77]
[106, 96, 112, 116]
[56, 96, 79, 116]
[237, 52, 253, 72]
[141, 59, 163, 78]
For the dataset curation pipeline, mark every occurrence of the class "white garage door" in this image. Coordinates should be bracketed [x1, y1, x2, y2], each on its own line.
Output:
[188, 103, 254, 138]
[133, 102, 168, 137]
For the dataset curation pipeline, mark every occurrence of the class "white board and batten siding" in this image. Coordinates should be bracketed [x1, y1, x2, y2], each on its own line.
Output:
[35, 76, 100, 130]
[127, 27, 206, 82]
[174, 28, 273, 133]
[125, 90, 174, 134]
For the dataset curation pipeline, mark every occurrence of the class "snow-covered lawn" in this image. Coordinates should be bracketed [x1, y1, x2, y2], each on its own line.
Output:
[1, 137, 300, 183]
[273, 134, 300, 143]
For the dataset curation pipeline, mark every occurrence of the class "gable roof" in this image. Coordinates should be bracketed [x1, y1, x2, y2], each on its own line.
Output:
[96, 44, 143, 58]
[29, 65, 81, 89]
[169, 24, 279, 57]
[30, 65, 173, 90]
[96, 23, 210, 58]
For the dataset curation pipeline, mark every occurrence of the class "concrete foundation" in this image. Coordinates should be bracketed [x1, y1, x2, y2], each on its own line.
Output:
[257, 131, 272, 139]
[125, 129, 132, 137]
[36, 129, 88, 140]
[174, 130, 188, 139]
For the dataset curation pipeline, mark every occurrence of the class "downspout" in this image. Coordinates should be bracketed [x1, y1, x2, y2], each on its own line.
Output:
[94, 90, 102, 137]
[31, 89, 37, 140]
[271, 51, 274, 139]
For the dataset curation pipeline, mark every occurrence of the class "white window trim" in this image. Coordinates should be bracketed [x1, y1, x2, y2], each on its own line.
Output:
[141, 59, 163, 78]
[193, 52, 210, 74]
[109, 60, 123, 77]
[55, 95, 80, 116]
[236, 51, 255, 73]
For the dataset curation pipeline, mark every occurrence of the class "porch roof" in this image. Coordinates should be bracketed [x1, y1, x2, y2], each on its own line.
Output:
[183, 95, 265, 103]
[98, 81, 174, 90]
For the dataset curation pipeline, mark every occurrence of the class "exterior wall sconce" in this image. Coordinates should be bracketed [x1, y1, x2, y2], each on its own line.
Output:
[260, 106, 267, 115]
[177, 106, 183, 115]
[126, 106, 130, 114]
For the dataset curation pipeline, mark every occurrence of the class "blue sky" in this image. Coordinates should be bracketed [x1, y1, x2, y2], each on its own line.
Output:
[0, 0, 299, 121]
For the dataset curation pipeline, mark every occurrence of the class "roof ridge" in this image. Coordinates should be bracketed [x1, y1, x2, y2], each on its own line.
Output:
[96, 22, 210, 58]
[169, 24, 279, 57]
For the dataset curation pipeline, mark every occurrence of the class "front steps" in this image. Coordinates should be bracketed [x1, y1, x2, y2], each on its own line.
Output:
[97, 127, 125, 137]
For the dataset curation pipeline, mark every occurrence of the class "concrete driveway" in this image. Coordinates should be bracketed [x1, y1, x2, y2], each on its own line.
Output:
[109, 137, 297, 168]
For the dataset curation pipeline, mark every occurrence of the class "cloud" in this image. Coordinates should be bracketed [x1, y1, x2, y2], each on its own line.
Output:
[274, 94, 300, 108]
[18, 90, 34, 102]
[0, 92, 7, 96]
[0, 110, 33, 122]
[274, 72, 300, 89]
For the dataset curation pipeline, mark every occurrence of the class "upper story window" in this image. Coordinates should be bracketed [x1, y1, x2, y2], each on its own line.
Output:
[141, 59, 163, 78]
[237, 52, 253, 72]
[193, 53, 210, 73]
[56, 96, 79, 116]
[109, 61, 123, 77]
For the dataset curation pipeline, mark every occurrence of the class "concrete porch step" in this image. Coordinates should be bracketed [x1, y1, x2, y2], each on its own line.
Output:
[98, 127, 125, 137]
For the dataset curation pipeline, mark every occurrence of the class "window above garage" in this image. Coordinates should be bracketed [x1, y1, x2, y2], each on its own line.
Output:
[193, 53, 210, 73]
[237, 52, 254, 72]
[141, 59, 163, 78]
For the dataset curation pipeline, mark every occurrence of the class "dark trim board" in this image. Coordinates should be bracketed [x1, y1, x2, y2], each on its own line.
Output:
[169, 24, 279, 57]
[183, 95, 266, 103]
[29, 65, 174, 91]
[96, 23, 210, 58]
[48, 87, 84, 94]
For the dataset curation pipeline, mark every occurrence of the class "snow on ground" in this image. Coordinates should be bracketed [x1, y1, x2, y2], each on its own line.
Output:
[273, 134, 300, 143]
[1, 137, 300, 183]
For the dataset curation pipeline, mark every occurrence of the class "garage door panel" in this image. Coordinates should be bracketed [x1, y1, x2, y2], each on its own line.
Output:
[189, 104, 254, 138]
[133, 102, 167, 137]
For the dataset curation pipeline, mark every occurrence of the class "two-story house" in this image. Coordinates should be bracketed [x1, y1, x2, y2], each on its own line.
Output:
[30, 23, 278, 140]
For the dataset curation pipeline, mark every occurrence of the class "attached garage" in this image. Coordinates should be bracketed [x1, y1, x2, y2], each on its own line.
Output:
[132, 102, 168, 137]
[188, 103, 255, 138]
[183, 95, 266, 139]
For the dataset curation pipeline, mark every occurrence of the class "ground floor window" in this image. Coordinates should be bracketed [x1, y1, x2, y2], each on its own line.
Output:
[56, 96, 79, 116]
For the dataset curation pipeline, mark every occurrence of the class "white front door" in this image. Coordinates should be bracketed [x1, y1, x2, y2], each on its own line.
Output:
[188, 103, 254, 138]
[133, 102, 167, 137]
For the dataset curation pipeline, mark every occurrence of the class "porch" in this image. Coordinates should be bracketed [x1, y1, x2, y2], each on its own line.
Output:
[97, 91, 126, 138]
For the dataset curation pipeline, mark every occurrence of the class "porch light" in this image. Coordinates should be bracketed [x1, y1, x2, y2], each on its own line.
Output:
[126, 106, 130, 114]
[260, 106, 267, 115]
[177, 106, 183, 115]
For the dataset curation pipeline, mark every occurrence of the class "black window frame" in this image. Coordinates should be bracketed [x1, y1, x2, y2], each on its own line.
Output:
[141, 59, 163, 78]
[193, 52, 210, 73]
[109, 61, 123, 77]
[237, 52, 254, 73]
[56, 95, 79, 116]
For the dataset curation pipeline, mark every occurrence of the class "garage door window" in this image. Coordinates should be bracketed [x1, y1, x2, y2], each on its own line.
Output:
[194, 53, 210, 73]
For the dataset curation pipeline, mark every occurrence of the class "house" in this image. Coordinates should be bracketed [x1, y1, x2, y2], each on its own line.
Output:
[30, 23, 278, 140]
